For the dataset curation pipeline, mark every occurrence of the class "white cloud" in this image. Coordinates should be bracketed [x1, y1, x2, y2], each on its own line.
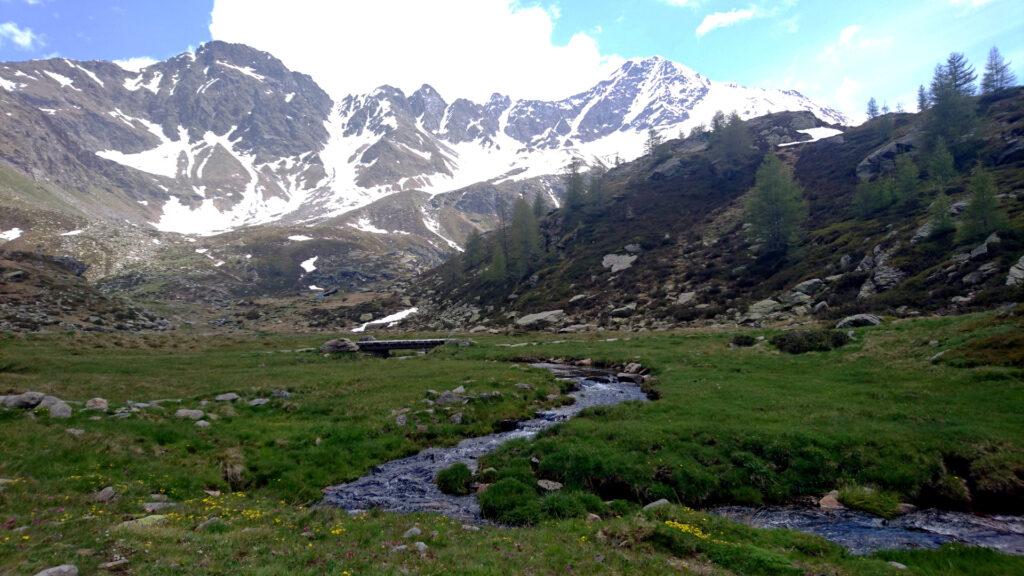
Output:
[113, 56, 159, 72]
[208, 0, 624, 102]
[0, 21, 40, 49]
[695, 7, 757, 38]
[817, 24, 892, 66]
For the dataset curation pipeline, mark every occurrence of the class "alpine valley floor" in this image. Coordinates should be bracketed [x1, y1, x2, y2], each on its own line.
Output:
[1, 310, 1022, 575]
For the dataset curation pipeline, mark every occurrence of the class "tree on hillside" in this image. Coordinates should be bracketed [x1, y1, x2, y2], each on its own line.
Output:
[485, 239, 508, 282]
[958, 165, 1006, 243]
[463, 228, 485, 272]
[710, 110, 727, 133]
[711, 112, 753, 166]
[929, 192, 955, 239]
[689, 123, 707, 138]
[507, 197, 542, 278]
[867, 97, 880, 119]
[745, 154, 807, 256]
[893, 155, 922, 210]
[981, 46, 1017, 94]
[586, 163, 608, 208]
[854, 177, 895, 218]
[927, 53, 978, 146]
[644, 128, 663, 159]
[562, 157, 586, 217]
[925, 139, 957, 191]
[917, 85, 930, 112]
[532, 193, 547, 219]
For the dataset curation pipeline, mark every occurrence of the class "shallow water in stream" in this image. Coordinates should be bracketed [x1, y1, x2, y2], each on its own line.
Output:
[322, 363, 1024, 555]
[321, 363, 648, 521]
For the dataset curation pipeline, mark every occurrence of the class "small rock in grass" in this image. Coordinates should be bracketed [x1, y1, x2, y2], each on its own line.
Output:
[586, 513, 601, 522]
[143, 501, 174, 513]
[643, 499, 670, 511]
[272, 389, 291, 398]
[118, 515, 167, 529]
[93, 486, 117, 503]
[452, 386, 466, 394]
[403, 526, 422, 539]
[537, 479, 563, 491]
[248, 398, 269, 407]
[888, 561, 907, 570]
[449, 412, 463, 424]
[391, 545, 408, 553]
[65, 428, 85, 438]
[38, 395, 72, 418]
[148, 493, 170, 502]
[414, 541, 428, 555]
[462, 524, 480, 531]
[214, 393, 240, 402]
[819, 490, 844, 510]
[896, 503, 918, 515]
[515, 383, 533, 390]
[84, 398, 109, 411]
[33, 565, 78, 576]
[195, 420, 211, 428]
[175, 409, 204, 420]
[98, 558, 129, 571]
[3, 391, 44, 409]
[195, 517, 225, 532]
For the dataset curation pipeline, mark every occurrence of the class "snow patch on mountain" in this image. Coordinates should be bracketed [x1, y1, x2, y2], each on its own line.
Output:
[1, 227, 23, 241]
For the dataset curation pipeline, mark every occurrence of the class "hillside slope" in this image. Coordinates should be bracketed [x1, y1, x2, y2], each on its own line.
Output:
[412, 90, 1024, 332]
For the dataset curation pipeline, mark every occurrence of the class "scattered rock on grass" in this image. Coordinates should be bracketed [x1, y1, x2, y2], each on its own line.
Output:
[214, 393, 240, 402]
[93, 486, 116, 503]
[321, 339, 359, 354]
[65, 428, 85, 438]
[819, 490, 844, 509]
[403, 526, 422, 539]
[195, 517, 225, 532]
[175, 409, 204, 420]
[643, 499, 670, 511]
[835, 314, 882, 329]
[195, 420, 211, 428]
[98, 558, 129, 571]
[33, 565, 78, 576]
[537, 479, 563, 491]
[3, 391, 44, 409]
[84, 398, 108, 411]
[118, 515, 167, 529]
[248, 398, 269, 407]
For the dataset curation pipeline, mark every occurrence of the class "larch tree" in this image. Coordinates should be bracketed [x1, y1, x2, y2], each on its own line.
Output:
[867, 97, 880, 119]
[958, 165, 1006, 243]
[981, 46, 1017, 94]
[745, 154, 807, 256]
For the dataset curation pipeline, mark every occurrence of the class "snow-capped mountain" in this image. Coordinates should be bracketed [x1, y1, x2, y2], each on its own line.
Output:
[0, 42, 844, 239]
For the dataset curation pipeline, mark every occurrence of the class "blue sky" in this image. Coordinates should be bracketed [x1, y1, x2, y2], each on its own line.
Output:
[1, 0, 1022, 121]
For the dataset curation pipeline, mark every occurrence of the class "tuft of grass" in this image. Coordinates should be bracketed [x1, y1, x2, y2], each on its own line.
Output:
[436, 462, 472, 495]
[838, 485, 902, 519]
[770, 329, 851, 354]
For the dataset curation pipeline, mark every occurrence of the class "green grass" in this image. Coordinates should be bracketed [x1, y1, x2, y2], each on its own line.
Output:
[839, 485, 902, 519]
[0, 312, 1022, 574]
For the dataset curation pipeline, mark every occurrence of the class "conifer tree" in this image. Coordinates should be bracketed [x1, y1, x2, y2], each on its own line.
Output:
[463, 229, 484, 271]
[925, 139, 956, 191]
[532, 193, 546, 219]
[854, 178, 895, 218]
[508, 197, 542, 278]
[485, 240, 508, 282]
[929, 192, 955, 239]
[745, 154, 807, 255]
[562, 158, 586, 216]
[917, 85, 929, 112]
[644, 128, 663, 158]
[927, 53, 978, 146]
[981, 46, 1017, 94]
[710, 110, 727, 133]
[867, 97, 880, 119]
[958, 165, 1006, 243]
[893, 155, 921, 210]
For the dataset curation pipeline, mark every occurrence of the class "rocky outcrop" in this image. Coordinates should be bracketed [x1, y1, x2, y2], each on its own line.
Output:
[836, 314, 882, 329]
[320, 338, 359, 354]
[856, 244, 906, 299]
[1008, 255, 1024, 287]
[856, 132, 918, 181]
[515, 309, 566, 328]
[602, 254, 637, 273]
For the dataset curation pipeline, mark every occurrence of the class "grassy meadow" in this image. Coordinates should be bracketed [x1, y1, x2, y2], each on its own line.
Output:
[0, 310, 1022, 574]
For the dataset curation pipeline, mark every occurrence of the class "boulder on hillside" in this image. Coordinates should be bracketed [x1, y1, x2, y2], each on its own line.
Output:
[320, 338, 359, 354]
[792, 278, 825, 295]
[835, 314, 882, 329]
[515, 309, 566, 328]
[1007, 255, 1024, 287]
[602, 254, 637, 273]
